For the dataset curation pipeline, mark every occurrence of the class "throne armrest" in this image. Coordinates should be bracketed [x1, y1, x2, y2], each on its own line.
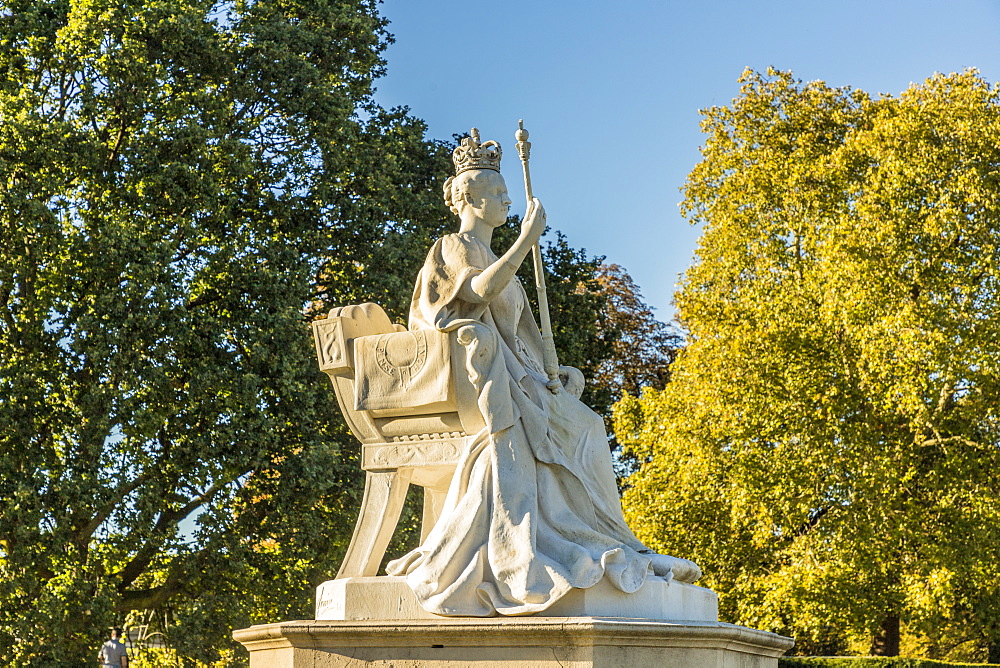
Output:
[313, 303, 400, 377]
[311, 303, 486, 445]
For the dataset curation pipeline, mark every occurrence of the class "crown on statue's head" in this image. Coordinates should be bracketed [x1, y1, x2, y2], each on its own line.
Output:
[452, 128, 502, 174]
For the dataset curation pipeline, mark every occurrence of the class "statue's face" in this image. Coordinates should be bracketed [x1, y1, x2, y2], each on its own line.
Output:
[465, 170, 511, 227]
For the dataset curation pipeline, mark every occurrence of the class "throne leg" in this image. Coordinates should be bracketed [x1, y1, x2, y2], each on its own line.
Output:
[420, 485, 449, 543]
[337, 469, 412, 579]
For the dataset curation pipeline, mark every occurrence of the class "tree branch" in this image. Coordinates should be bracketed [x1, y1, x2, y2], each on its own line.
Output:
[185, 290, 223, 310]
[114, 477, 236, 589]
[73, 470, 156, 546]
[793, 506, 830, 538]
[116, 523, 230, 611]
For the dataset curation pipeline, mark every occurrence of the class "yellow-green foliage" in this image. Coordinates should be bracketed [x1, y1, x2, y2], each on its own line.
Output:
[780, 660, 994, 668]
[128, 646, 242, 667]
[616, 69, 1000, 659]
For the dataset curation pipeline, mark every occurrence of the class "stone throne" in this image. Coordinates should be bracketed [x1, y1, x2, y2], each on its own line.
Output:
[310, 302, 490, 579]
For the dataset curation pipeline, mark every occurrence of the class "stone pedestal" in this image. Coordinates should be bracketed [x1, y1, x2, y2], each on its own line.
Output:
[233, 617, 794, 667]
[235, 577, 792, 667]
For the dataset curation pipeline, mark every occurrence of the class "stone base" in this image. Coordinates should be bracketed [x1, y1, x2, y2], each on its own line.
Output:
[315, 575, 718, 622]
[233, 617, 794, 667]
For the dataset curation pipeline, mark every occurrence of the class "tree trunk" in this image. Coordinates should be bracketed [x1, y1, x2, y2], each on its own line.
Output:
[870, 615, 900, 656]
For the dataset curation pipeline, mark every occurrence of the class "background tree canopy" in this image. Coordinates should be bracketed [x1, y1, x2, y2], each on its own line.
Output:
[0, 1, 667, 663]
[0, 0, 443, 662]
[616, 69, 1000, 661]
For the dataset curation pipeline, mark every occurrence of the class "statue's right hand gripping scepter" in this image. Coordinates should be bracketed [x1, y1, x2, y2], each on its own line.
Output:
[516, 120, 561, 393]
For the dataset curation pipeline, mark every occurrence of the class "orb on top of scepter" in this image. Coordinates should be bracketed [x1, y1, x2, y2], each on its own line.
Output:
[515, 119, 531, 160]
[515, 119, 529, 143]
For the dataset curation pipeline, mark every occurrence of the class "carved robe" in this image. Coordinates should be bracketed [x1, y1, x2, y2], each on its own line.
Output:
[386, 232, 653, 616]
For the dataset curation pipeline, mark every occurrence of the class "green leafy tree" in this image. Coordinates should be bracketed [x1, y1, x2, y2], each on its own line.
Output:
[0, 0, 453, 662]
[616, 69, 1000, 660]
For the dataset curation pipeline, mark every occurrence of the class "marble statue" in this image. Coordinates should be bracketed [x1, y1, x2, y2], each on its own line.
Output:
[368, 128, 701, 617]
[237, 127, 794, 667]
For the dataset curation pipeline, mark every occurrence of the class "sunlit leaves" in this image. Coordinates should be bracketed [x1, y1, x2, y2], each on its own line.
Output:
[618, 69, 1000, 660]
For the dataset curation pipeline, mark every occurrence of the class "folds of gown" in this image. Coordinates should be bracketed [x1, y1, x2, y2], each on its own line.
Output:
[387, 389, 653, 616]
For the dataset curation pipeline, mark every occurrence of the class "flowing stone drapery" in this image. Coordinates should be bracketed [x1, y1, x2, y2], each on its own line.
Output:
[386, 232, 657, 616]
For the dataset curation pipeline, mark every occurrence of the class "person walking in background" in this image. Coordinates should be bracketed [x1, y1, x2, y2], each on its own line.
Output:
[98, 627, 129, 668]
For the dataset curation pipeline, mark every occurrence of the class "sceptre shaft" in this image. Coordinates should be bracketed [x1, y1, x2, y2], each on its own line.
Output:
[515, 120, 561, 393]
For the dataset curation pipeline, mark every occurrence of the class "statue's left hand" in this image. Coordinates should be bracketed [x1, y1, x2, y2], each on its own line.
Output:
[558, 365, 585, 399]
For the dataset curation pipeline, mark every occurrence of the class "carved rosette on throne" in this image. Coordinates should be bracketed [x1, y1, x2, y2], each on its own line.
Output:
[232, 303, 793, 667]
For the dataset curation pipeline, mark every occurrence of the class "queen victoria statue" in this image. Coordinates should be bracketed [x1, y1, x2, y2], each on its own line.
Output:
[384, 128, 701, 616]
[235, 126, 794, 666]
[310, 126, 702, 618]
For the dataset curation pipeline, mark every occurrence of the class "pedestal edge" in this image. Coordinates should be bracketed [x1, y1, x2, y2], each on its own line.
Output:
[233, 617, 794, 657]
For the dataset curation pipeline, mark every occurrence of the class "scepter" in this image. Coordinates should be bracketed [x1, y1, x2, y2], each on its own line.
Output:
[515, 120, 561, 393]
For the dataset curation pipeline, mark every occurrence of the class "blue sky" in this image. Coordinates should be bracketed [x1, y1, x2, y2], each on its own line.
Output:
[372, 0, 1000, 319]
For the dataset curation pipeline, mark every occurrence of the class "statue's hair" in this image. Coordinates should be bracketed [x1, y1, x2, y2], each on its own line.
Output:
[443, 170, 492, 216]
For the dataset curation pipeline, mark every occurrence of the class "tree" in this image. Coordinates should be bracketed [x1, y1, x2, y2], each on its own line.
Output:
[0, 5, 639, 660]
[615, 69, 1000, 660]
[0, 0, 453, 662]
[592, 263, 680, 406]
